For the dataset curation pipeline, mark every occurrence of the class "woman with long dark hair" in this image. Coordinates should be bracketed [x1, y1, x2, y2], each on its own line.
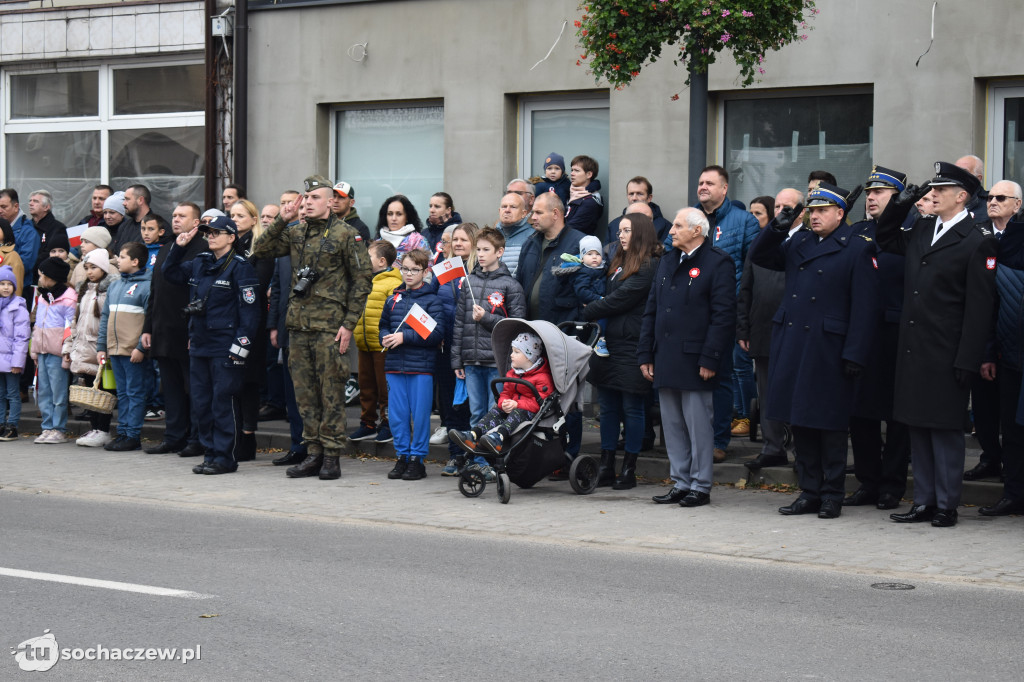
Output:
[376, 195, 429, 266]
[583, 212, 663, 489]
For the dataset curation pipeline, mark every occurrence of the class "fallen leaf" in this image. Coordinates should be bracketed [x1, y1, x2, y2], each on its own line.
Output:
[736, 478, 747, 490]
[199, 614, 219, 618]
[599, 511, 606, 514]
[369, 482, 379, 486]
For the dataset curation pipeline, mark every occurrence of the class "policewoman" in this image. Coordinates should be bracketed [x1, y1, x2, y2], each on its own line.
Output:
[163, 215, 261, 475]
[750, 183, 880, 519]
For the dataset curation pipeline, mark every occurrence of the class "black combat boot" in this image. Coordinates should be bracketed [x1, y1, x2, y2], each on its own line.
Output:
[319, 454, 341, 480]
[612, 452, 638, 490]
[597, 449, 617, 487]
[286, 453, 324, 478]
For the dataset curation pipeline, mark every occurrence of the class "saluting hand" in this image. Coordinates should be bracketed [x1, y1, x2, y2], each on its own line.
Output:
[280, 193, 303, 223]
[176, 226, 199, 247]
[770, 204, 804, 233]
[893, 184, 931, 210]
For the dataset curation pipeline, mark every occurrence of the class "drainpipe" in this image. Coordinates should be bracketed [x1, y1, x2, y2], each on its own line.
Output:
[204, 0, 217, 209]
[234, 0, 248, 189]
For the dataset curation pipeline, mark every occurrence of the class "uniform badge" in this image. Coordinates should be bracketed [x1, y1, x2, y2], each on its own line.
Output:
[238, 336, 250, 345]
[987, 257, 997, 270]
[689, 267, 700, 278]
[126, 283, 138, 297]
[242, 286, 256, 304]
[872, 257, 879, 270]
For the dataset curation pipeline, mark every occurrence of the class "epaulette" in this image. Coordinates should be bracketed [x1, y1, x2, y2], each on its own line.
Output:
[977, 224, 993, 237]
[232, 254, 247, 262]
[858, 234, 873, 242]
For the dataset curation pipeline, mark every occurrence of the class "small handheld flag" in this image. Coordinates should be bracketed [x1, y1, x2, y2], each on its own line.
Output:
[404, 303, 438, 340]
[431, 256, 466, 285]
[66, 223, 88, 248]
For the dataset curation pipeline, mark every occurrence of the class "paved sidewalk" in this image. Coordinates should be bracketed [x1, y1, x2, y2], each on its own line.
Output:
[2, 432, 1023, 591]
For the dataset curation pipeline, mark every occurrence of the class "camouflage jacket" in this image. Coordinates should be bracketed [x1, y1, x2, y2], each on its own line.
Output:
[251, 213, 372, 333]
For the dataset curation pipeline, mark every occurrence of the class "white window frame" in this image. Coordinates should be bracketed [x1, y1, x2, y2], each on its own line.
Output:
[1, 59, 204, 186]
[987, 82, 1024, 184]
[518, 94, 609, 179]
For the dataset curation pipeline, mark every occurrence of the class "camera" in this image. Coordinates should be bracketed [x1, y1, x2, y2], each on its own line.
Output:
[293, 266, 320, 297]
[183, 298, 206, 316]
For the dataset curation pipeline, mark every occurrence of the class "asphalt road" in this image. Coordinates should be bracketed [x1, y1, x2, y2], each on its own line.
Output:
[2, 491, 1020, 680]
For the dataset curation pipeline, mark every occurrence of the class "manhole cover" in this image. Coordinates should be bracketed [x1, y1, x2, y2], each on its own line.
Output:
[871, 582, 915, 590]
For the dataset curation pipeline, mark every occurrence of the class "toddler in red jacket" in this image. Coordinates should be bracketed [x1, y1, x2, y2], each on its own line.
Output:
[450, 332, 554, 456]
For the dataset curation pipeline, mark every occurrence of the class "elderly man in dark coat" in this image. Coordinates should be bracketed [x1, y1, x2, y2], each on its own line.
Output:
[639, 208, 736, 508]
[876, 162, 998, 528]
[750, 183, 880, 519]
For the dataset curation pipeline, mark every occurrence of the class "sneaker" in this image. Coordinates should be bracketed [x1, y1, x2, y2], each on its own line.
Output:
[441, 458, 459, 476]
[0, 424, 14, 442]
[448, 429, 478, 453]
[104, 435, 127, 451]
[37, 430, 67, 444]
[76, 430, 103, 447]
[106, 436, 141, 452]
[730, 418, 750, 436]
[144, 409, 165, 421]
[349, 423, 378, 441]
[479, 465, 496, 482]
[387, 457, 408, 480]
[429, 426, 449, 445]
[480, 432, 505, 456]
[594, 337, 610, 357]
[401, 457, 427, 481]
[33, 429, 53, 444]
[344, 377, 361, 406]
[375, 422, 393, 443]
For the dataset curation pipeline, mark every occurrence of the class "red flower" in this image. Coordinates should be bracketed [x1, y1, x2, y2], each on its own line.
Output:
[576, 60, 582, 66]
[612, 64, 621, 70]
[619, 9, 629, 15]
[670, 94, 680, 101]
[631, 70, 640, 77]
[609, 32, 617, 38]
[574, 20, 582, 28]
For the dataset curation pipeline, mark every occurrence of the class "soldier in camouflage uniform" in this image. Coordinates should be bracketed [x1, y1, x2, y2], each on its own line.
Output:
[251, 175, 372, 480]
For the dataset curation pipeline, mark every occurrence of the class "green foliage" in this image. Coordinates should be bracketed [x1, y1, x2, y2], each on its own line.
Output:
[575, 1, 817, 89]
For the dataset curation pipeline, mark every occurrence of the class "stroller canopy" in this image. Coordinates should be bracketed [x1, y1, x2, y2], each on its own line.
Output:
[491, 319, 592, 414]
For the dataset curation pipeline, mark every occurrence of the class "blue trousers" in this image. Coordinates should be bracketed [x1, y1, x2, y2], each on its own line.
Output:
[190, 356, 244, 467]
[140, 358, 162, 409]
[388, 373, 432, 459]
[0, 371, 21, 425]
[711, 344, 734, 449]
[110, 355, 146, 439]
[598, 387, 646, 453]
[731, 344, 756, 419]
[36, 353, 69, 432]
[464, 364, 499, 425]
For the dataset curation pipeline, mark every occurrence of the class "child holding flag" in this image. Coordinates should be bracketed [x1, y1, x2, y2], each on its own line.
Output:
[380, 250, 446, 481]
[31, 257, 77, 444]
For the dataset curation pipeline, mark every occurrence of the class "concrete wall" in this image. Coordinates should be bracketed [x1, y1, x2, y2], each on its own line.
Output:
[245, 0, 1023, 223]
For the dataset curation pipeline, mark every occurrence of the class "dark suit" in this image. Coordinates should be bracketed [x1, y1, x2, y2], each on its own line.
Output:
[750, 221, 880, 503]
[638, 239, 735, 493]
[876, 201, 998, 509]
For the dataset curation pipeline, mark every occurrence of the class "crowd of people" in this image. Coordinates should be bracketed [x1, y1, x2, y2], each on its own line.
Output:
[1, 150, 1022, 529]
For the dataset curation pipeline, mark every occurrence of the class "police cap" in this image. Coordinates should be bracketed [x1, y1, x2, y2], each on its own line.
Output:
[927, 161, 981, 196]
[865, 165, 907, 192]
[806, 182, 853, 211]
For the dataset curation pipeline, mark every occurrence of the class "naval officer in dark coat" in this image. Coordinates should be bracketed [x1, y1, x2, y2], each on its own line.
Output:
[750, 183, 880, 519]
[876, 162, 998, 528]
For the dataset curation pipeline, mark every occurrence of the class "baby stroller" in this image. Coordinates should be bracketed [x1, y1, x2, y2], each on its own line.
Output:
[456, 318, 600, 503]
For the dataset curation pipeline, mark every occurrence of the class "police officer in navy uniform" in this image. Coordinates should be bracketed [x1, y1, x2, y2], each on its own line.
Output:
[750, 183, 880, 519]
[876, 162, 998, 527]
[845, 166, 913, 510]
[163, 215, 261, 475]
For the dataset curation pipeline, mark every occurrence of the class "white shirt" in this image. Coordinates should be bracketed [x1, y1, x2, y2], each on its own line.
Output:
[932, 209, 969, 246]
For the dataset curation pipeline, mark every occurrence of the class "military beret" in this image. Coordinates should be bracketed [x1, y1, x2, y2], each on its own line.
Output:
[865, 165, 907, 192]
[304, 175, 333, 192]
[927, 161, 981, 197]
[806, 182, 853, 212]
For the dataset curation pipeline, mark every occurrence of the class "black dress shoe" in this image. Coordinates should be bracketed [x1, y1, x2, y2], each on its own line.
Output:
[931, 508, 958, 527]
[778, 498, 821, 515]
[876, 493, 901, 510]
[744, 453, 788, 470]
[890, 504, 937, 523]
[192, 462, 211, 474]
[818, 499, 842, 519]
[178, 442, 205, 458]
[272, 450, 307, 466]
[963, 461, 1002, 481]
[106, 436, 141, 452]
[203, 461, 238, 475]
[257, 404, 287, 422]
[652, 487, 689, 504]
[680, 490, 711, 507]
[145, 440, 188, 455]
[842, 488, 878, 507]
[978, 497, 1024, 516]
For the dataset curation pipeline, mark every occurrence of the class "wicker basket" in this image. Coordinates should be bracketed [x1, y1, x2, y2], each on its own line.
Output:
[69, 372, 117, 414]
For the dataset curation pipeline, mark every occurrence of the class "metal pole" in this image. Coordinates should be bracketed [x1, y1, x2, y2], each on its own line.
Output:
[204, 0, 217, 210]
[234, 0, 248, 189]
[687, 68, 709, 206]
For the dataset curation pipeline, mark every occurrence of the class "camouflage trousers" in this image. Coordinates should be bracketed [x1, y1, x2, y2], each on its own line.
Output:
[288, 330, 350, 453]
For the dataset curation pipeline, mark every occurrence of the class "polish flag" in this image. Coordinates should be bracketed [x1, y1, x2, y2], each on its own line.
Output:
[404, 303, 437, 340]
[66, 223, 88, 248]
[431, 256, 466, 285]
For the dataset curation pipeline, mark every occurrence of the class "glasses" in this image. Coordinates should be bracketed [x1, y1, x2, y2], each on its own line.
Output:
[987, 195, 1016, 203]
[399, 267, 424, 274]
[204, 229, 230, 237]
[619, 227, 632, 234]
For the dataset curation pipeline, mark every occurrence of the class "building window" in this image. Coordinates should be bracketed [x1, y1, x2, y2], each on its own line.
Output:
[989, 85, 1024, 186]
[720, 92, 873, 209]
[2, 62, 204, 224]
[519, 95, 609, 232]
[334, 104, 444, 235]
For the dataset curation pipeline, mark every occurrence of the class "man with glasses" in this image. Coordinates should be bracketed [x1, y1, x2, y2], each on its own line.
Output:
[251, 175, 373, 481]
[877, 162, 998, 528]
[506, 178, 535, 212]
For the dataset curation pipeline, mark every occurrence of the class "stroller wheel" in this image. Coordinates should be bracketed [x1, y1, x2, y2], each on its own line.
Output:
[458, 469, 486, 498]
[569, 455, 599, 495]
[496, 472, 511, 504]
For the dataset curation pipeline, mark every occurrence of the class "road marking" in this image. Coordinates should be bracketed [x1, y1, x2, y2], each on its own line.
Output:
[0, 567, 213, 599]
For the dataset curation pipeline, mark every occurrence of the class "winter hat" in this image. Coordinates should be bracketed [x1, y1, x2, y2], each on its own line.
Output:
[579, 235, 603, 259]
[543, 153, 565, 173]
[0, 264, 16, 286]
[84, 248, 112, 274]
[81, 225, 112, 249]
[103, 191, 126, 215]
[511, 332, 544, 363]
[47, 230, 71, 254]
[38, 256, 71, 284]
[201, 208, 226, 221]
